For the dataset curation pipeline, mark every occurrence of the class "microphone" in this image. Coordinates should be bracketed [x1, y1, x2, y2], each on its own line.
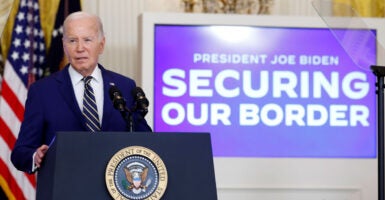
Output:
[109, 83, 134, 131]
[131, 87, 149, 116]
[109, 84, 126, 112]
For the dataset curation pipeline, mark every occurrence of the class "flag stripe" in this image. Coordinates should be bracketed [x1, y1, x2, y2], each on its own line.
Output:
[0, 161, 23, 200]
[1, 81, 25, 121]
[0, 97, 22, 140]
[3, 60, 28, 107]
[0, 137, 35, 200]
[0, 118, 16, 150]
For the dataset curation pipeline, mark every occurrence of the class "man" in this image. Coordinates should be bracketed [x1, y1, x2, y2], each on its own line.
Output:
[11, 11, 152, 173]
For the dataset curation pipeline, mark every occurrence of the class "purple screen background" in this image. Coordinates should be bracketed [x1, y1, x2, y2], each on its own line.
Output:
[153, 25, 377, 158]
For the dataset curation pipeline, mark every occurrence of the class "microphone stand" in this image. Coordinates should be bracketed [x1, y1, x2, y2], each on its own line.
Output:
[371, 65, 385, 200]
[120, 107, 133, 132]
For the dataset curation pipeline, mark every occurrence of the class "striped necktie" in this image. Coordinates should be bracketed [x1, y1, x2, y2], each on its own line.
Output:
[82, 76, 101, 132]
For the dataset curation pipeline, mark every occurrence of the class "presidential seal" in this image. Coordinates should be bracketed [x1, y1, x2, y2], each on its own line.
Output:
[105, 146, 168, 200]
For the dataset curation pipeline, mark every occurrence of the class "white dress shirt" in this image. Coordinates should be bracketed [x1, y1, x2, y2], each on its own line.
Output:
[69, 65, 104, 124]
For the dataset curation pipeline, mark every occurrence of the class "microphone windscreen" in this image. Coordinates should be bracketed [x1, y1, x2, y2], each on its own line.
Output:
[132, 87, 149, 107]
[109, 85, 121, 100]
[131, 87, 144, 98]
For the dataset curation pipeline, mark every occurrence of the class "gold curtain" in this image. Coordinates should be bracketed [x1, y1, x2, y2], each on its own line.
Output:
[0, 0, 13, 37]
[333, 0, 385, 17]
[1, 0, 61, 58]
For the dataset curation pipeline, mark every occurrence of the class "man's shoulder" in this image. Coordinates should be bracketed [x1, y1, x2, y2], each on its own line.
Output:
[29, 69, 68, 89]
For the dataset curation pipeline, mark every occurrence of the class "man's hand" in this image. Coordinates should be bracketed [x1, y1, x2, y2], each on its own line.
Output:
[34, 145, 49, 168]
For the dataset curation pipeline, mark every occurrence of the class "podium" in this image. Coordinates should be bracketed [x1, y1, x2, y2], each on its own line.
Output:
[36, 132, 217, 200]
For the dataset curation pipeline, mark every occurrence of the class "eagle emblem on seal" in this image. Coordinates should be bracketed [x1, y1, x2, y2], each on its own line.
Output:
[123, 162, 151, 194]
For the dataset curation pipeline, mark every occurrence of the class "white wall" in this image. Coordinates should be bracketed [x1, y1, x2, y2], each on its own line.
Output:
[81, 1, 380, 199]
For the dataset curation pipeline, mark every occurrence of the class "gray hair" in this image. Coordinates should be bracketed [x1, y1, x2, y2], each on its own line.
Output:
[63, 11, 105, 40]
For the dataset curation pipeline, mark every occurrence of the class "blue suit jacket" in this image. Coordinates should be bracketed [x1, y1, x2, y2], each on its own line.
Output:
[11, 64, 152, 172]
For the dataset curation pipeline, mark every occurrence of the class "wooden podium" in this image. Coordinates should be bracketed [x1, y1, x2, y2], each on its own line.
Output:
[36, 132, 217, 200]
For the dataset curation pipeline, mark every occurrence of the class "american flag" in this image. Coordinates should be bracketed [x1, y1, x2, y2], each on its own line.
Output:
[0, 0, 46, 199]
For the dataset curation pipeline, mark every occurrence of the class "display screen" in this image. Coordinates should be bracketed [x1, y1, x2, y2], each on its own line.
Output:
[153, 24, 377, 158]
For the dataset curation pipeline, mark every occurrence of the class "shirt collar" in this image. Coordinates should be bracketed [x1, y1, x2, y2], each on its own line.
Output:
[69, 65, 102, 86]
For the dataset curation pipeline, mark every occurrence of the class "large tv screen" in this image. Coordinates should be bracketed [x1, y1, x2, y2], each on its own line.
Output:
[141, 14, 378, 158]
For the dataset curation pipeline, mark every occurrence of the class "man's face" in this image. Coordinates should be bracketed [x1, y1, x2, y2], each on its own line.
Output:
[62, 17, 105, 76]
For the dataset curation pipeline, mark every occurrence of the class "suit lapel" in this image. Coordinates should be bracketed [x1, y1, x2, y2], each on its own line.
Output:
[100, 64, 115, 130]
[56, 65, 86, 128]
